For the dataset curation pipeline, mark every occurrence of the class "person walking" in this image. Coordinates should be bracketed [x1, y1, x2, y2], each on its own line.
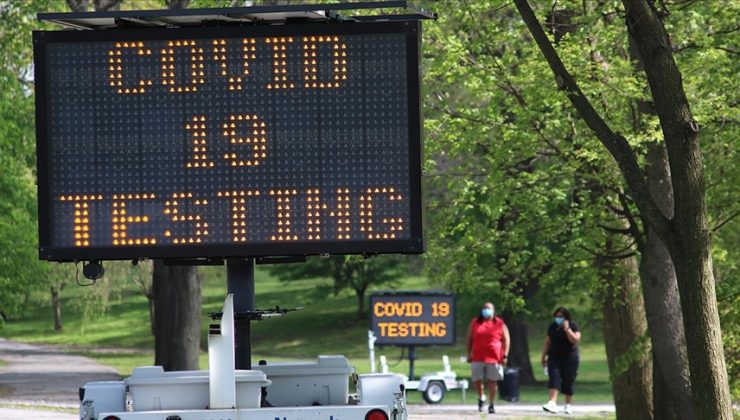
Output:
[541, 307, 581, 415]
[466, 302, 510, 414]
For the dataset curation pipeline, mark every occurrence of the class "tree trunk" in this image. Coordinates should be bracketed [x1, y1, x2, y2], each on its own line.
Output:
[146, 293, 156, 336]
[355, 287, 366, 320]
[501, 310, 535, 385]
[51, 282, 64, 332]
[66, 0, 121, 12]
[621, 2, 731, 418]
[670, 223, 729, 418]
[628, 32, 694, 418]
[641, 143, 694, 420]
[599, 251, 653, 420]
[153, 261, 201, 371]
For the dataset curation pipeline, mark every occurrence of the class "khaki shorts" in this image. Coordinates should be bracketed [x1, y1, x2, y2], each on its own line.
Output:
[471, 362, 504, 382]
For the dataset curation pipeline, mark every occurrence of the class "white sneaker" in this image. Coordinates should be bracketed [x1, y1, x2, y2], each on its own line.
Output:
[564, 404, 572, 414]
[542, 400, 558, 413]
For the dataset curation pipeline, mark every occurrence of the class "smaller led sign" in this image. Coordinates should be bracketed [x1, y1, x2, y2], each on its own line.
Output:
[370, 292, 455, 346]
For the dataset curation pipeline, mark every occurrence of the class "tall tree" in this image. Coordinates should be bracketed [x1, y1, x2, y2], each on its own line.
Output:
[512, 0, 732, 417]
[582, 5, 691, 416]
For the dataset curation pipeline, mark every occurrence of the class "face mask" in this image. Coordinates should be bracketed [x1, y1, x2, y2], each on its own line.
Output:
[481, 308, 494, 318]
[554, 316, 565, 326]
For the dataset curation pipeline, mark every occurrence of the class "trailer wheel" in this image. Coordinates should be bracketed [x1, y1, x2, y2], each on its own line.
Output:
[422, 380, 446, 404]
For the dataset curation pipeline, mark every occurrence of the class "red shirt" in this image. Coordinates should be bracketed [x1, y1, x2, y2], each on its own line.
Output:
[469, 317, 505, 363]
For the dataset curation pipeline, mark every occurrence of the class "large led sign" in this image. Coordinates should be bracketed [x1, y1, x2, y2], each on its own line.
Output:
[34, 22, 423, 261]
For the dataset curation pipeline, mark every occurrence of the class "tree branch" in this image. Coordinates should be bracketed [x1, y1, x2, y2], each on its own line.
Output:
[166, 0, 191, 9]
[597, 224, 633, 235]
[66, 0, 90, 12]
[93, 0, 121, 11]
[712, 211, 740, 233]
[617, 190, 645, 248]
[512, 0, 674, 246]
[429, 101, 505, 128]
[577, 244, 637, 260]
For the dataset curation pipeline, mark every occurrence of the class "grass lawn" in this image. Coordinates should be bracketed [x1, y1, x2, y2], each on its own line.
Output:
[0, 265, 613, 405]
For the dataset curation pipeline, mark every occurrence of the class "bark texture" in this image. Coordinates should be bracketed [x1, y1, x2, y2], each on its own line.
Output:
[599, 251, 653, 420]
[641, 143, 693, 420]
[153, 261, 202, 371]
[51, 282, 64, 332]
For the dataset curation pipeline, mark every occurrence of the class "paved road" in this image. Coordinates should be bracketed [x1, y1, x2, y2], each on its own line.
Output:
[0, 338, 120, 419]
[0, 404, 616, 420]
[408, 403, 615, 418]
[0, 338, 615, 419]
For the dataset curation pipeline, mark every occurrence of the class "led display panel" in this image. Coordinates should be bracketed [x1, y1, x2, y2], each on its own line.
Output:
[370, 292, 455, 346]
[34, 22, 423, 261]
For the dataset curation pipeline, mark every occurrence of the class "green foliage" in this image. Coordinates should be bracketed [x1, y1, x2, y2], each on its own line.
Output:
[610, 331, 651, 381]
[0, 266, 615, 403]
[0, 1, 56, 318]
[0, 0, 735, 401]
[421, 1, 738, 400]
[266, 255, 407, 318]
[421, 0, 630, 322]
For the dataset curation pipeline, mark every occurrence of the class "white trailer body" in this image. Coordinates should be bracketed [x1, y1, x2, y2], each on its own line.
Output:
[97, 405, 400, 420]
[80, 296, 407, 420]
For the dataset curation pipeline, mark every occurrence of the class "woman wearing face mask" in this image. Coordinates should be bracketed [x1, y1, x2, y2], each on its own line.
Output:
[541, 307, 581, 414]
[466, 302, 510, 414]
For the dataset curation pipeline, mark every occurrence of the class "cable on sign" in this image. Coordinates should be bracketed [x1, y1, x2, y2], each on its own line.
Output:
[388, 346, 406, 368]
[77, 260, 105, 285]
[75, 261, 96, 287]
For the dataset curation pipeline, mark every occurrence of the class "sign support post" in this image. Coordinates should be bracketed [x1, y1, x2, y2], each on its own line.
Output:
[226, 258, 254, 370]
[408, 345, 416, 380]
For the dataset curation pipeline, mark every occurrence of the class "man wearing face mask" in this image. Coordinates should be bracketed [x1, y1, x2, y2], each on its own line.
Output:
[540, 306, 581, 415]
[466, 302, 510, 414]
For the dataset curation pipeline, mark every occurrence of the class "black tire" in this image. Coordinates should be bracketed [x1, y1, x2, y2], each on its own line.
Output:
[422, 380, 446, 404]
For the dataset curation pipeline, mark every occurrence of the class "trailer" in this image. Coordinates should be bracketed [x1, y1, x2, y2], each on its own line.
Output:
[33, 3, 436, 418]
[81, 296, 408, 420]
[376, 353, 468, 404]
